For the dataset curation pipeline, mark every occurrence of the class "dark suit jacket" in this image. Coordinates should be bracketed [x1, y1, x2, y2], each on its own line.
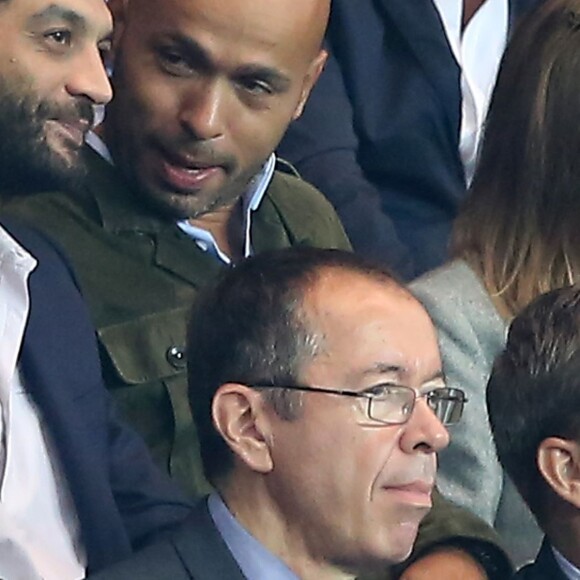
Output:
[91, 493, 512, 580]
[88, 499, 246, 580]
[1, 219, 192, 575]
[514, 539, 568, 580]
[278, 0, 543, 278]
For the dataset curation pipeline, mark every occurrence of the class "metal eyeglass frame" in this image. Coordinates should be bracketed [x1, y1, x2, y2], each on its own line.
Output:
[249, 383, 467, 426]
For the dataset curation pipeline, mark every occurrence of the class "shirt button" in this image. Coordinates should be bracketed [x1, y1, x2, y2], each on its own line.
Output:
[166, 346, 186, 369]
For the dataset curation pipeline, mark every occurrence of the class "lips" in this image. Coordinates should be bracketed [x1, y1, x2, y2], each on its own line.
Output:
[46, 119, 89, 152]
[160, 158, 223, 192]
[383, 480, 434, 508]
[153, 146, 226, 193]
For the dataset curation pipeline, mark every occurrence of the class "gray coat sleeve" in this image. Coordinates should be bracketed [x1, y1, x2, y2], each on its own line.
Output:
[410, 261, 507, 525]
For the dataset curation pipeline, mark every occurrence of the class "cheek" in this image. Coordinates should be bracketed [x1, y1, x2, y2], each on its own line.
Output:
[132, 80, 178, 130]
[227, 94, 301, 158]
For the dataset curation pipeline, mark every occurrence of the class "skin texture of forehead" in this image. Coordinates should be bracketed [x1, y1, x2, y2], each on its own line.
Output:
[123, 0, 330, 59]
[301, 267, 433, 362]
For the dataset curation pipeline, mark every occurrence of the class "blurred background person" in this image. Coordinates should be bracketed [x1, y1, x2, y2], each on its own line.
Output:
[487, 286, 580, 579]
[278, 0, 543, 279]
[411, 0, 580, 566]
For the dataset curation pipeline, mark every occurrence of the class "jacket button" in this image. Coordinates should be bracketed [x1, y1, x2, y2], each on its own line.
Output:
[166, 346, 186, 369]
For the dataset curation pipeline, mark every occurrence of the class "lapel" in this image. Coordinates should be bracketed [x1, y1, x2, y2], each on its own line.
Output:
[375, 0, 460, 130]
[5, 220, 131, 571]
[533, 539, 569, 580]
[152, 229, 224, 288]
[171, 500, 247, 580]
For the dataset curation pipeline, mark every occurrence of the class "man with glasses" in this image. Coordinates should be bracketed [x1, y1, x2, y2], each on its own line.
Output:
[92, 248, 496, 580]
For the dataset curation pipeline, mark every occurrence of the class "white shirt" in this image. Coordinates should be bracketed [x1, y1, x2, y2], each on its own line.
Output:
[432, 0, 508, 184]
[0, 226, 85, 580]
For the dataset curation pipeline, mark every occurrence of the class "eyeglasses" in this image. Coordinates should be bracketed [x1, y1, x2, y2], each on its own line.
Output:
[251, 383, 467, 426]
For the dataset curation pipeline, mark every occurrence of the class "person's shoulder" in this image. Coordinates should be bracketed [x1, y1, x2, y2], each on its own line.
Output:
[262, 164, 351, 250]
[513, 540, 567, 580]
[0, 217, 80, 284]
[2, 184, 95, 230]
[410, 259, 507, 341]
[412, 259, 480, 292]
[88, 539, 189, 580]
[411, 259, 489, 311]
[267, 165, 339, 215]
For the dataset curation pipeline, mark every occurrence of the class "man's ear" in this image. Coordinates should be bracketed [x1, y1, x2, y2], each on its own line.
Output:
[212, 384, 275, 474]
[538, 437, 580, 508]
[292, 49, 328, 121]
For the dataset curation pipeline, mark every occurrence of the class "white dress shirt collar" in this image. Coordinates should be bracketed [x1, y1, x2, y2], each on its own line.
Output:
[432, 0, 508, 184]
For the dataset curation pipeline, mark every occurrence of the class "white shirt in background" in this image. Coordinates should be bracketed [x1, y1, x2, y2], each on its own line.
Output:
[432, 0, 508, 184]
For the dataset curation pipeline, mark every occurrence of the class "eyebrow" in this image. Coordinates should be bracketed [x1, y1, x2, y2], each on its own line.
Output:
[235, 65, 292, 91]
[27, 4, 87, 31]
[162, 33, 292, 89]
[362, 363, 405, 377]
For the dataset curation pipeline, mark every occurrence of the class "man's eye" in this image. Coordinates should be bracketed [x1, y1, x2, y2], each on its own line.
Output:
[158, 49, 192, 75]
[362, 383, 397, 398]
[239, 78, 273, 96]
[45, 29, 73, 47]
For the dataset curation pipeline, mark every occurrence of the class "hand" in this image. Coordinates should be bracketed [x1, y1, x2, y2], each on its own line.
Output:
[398, 548, 488, 580]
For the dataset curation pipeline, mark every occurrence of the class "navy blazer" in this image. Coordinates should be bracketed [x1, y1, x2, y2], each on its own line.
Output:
[279, 0, 543, 279]
[514, 539, 568, 580]
[88, 499, 246, 580]
[1, 219, 192, 575]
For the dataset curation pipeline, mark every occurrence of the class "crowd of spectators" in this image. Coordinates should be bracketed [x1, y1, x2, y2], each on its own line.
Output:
[1, 0, 580, 578]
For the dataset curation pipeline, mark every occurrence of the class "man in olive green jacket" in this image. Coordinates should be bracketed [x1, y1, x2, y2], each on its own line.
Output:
[4, 0, 512, 576]
[8, 145, 350, 494]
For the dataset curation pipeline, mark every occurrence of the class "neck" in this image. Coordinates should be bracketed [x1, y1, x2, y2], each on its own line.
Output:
[220, 477, 356, 580]
[188, 201, 244, 261]
[462, 0, 485, 29]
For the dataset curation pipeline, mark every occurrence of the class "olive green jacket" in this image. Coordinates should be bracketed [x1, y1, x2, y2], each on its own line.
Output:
[3, 147, 511, 578]
[4, 147, 351, 495]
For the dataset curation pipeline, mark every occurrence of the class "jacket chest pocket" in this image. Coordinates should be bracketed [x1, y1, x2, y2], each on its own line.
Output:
[95, 307, 209, 497]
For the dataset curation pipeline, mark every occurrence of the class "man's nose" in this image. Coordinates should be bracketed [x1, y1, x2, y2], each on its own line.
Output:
[65, 46, 113, 105]
[399, 398, 450, 455]
[179, 80, 226, 141]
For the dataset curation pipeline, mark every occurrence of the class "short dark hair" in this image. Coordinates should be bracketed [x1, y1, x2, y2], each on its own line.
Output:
[487, 285, 580, 518]
[187, 247, 400, 485]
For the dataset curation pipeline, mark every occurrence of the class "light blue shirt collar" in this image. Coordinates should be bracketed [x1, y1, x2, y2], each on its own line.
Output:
[208, 493, 299, 580]
[176, 154, 276, 264]
[553, 546, 580, 580]
[86, 131, 275, 264]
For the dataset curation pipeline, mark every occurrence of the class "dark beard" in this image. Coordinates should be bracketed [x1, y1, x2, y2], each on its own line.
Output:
[0, 80, 94, 196]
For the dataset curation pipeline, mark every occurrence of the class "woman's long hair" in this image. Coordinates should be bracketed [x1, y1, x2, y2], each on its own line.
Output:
[453, 0, 580, 318]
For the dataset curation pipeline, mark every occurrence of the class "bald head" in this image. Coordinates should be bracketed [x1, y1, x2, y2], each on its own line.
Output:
[112, 0, 329, 58]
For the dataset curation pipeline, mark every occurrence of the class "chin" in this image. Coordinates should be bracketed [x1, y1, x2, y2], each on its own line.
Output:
[364, 520, 420, 566]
